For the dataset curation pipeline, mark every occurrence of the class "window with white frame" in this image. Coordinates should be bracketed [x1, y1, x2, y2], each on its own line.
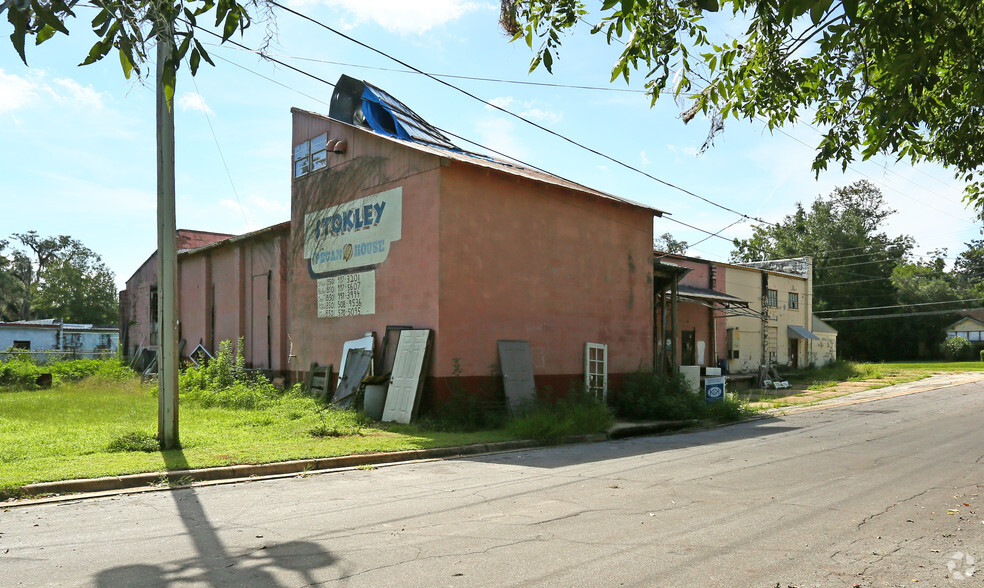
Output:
[293, 133, 328, 178]
[584, 342, 608, 401]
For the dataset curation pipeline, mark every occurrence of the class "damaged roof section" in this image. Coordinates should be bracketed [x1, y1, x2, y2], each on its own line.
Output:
[319, 74, 665, 217]
[329, 74, 458, 151]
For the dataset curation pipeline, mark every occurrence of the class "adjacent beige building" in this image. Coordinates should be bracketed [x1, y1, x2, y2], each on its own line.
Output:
[724, 257, 835, 372]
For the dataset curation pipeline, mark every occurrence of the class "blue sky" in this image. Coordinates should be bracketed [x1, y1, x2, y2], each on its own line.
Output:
[1, 0, 977, 290]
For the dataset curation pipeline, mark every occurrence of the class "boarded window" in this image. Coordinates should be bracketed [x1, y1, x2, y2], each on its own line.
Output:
[726, 328, 739, 359]
[788, 292, 799, 309]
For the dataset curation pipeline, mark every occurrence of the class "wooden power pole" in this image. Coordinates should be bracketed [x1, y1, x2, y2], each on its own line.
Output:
[157, 29, 179, 449]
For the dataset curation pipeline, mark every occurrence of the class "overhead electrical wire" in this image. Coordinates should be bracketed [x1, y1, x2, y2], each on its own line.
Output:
[266, 0, 776, 228]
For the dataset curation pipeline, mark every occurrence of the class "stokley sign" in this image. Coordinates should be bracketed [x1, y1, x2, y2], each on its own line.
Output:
[304, 187, 402, 278]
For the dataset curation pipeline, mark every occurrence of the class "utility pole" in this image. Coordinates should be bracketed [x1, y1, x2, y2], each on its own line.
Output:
[157, 23, 179, 449]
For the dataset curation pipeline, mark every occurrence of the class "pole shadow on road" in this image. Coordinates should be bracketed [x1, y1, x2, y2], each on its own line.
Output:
[464, 417, 801, 469]
[94, 448, 338, 587]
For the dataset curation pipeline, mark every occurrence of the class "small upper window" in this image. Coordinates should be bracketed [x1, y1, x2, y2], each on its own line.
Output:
[12, 340, 30, 350]
[788, 292, 799, 309]
[294, 133, 328, 178]
[766, 289, 778, 307]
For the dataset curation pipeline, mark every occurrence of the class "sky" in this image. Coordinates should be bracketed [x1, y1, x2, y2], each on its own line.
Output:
[1, 0, 979, 291]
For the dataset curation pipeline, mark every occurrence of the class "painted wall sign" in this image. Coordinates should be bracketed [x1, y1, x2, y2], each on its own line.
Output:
[304, 188, 402, 278]
[317, 271, 376, 318]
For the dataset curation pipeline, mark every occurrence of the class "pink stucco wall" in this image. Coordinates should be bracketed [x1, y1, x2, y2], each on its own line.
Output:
[437, 163, 655, 381]
[288, 109, 655, 399]
[287, 113, 443, 379]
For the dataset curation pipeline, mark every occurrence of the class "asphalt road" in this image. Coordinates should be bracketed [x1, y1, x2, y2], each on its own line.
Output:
[3, 381, 983, 587]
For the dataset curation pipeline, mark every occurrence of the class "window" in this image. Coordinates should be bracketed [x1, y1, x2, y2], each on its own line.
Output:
[63, 333, 81, 350]
[766, 289, 778, 307]
[293, 133, 328, 178]
[584, 343, 608, 401]
[12, 340, 30, 350]
[788, 292, 799, 310]
[726, 328, 740, 360]
[766, 326, 778, 363]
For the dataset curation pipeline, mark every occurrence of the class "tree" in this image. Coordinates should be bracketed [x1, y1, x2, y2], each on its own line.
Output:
[3, 0, 269, 101]
[732, 180, 914, 360]
[32, 242, 119, 325]
[9, 231, 75, 320]
[654, 232, 688, 254]
[0, 232, 119, 324]
[0, 240, 28, 322]
[501, 0, 984, 205]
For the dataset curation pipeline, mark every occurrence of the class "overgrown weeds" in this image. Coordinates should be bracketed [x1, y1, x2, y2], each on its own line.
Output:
[614, 370, 750, 422]
[508, 385, 614, 443]
[0, 352, 133, 390]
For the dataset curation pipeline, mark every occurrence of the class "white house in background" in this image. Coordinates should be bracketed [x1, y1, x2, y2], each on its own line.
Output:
[944, 315, 984, 344]
[0, 319, 119, 362]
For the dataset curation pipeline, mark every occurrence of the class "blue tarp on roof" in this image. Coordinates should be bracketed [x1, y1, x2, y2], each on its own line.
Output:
[359, 82, 458, 151]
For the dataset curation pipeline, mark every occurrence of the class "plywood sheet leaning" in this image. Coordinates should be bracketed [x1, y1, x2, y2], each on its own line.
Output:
[382, 329, 432, 424]
[498, 340, 536, 412]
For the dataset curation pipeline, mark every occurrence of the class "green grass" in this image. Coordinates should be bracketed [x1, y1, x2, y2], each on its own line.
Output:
[0, 377, 514, 492]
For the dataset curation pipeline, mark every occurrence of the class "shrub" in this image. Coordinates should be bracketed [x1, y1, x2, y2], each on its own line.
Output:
[106, 431, 161, 453]
[0, 354, 134, 390]
[0, 356, 41, 389]
[941, 336, 975, 361]
[508, 388, 614, 442]
[423, 359, 507, 432]
[614, 370, 751, 422]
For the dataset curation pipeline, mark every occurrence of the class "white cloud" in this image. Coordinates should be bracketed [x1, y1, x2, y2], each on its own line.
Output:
[52, 78, 104, 108]
[640, 151, 650, 166]
[323, 0, 482, 34]
[0, 69, 108, 114]
[489, 96, 515, 109]
[520, 107, 561, 124]
[666, 144, 698, 157]
[475, 117, 528, 161]
[177, 92, 214, 115]
[488, 96, 562, 124]
[0, 70, 40, 113]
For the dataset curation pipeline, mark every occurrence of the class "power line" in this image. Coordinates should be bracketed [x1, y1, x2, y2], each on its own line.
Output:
[267, 0, 777, 227]
[816, 298, 983, 315]
[821, 307, 984, 321]
[208, 44, 653, 94]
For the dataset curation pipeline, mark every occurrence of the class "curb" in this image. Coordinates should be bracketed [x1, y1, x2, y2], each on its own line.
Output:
[13, 439, 543, 499]
[7, 421, 702, 503]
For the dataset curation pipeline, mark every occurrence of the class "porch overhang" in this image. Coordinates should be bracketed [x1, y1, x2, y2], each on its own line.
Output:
[787, 325, 820, 340]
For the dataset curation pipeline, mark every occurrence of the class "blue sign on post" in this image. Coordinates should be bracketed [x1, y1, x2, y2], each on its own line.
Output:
[705, 376, 726, 403]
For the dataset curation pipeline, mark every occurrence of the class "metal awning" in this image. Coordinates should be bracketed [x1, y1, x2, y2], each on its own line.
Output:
[676, 284, 763, 318]
[788, 325, 820, 340]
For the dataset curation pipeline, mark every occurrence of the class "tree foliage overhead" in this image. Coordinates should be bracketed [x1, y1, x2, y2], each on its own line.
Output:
[2, 0, 270, 103]
[0, 232, 118, 325]
[501, 0, 984, 205]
